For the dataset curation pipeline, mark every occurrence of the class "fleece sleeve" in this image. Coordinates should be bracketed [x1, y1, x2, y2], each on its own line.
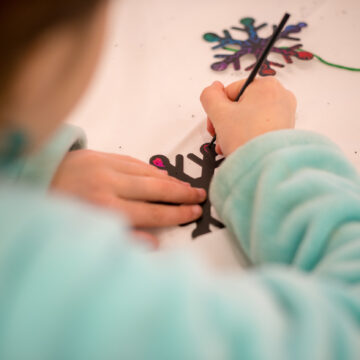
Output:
[0, 130, 359, 360]
[3, 124, 86, 190]
[211, 130, 360, 279]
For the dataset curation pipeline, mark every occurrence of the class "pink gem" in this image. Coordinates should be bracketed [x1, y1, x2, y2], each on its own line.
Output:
[153, 158, 165, 168]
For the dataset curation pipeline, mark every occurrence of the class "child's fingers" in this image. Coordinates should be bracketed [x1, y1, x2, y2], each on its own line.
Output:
[114, 200, 203, 228]
[113, 175, 206, 204]
[287, 90, 297, 111]
[215, 144, 223, 155]
[207, 118, 216, 136]
[104, 156, 187, 186]
[78, 151, 173, 181]
[224, 79, 247, 101]
[224, 78, 284, 101]
[200, 81, 232, 116]
[114, 159, 184, 184]
[108, 153, 148, 165]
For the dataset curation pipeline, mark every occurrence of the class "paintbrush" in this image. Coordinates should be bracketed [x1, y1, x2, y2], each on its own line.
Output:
[209, 12, 290, 148]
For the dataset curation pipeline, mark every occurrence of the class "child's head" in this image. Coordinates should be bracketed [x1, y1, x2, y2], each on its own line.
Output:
[0, 0, 108, 157]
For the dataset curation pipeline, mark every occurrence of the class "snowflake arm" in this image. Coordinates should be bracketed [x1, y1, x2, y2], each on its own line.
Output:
[279, 22, 308, 41]
[187, 153, 204, 166]
[231, 18, 268, 40]
[211, 48, 250, 71]
[203, 30, 246, 50]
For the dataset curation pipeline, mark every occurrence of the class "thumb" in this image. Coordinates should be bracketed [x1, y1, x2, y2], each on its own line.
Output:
[200, 81, 232, 117]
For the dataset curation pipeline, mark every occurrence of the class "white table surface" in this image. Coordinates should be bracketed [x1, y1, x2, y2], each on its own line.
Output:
[69, 0, 360, 269]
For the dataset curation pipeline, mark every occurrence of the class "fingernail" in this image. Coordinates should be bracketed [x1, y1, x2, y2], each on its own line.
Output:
[197, 188, 207, 200]
[192, 205, 203, 217]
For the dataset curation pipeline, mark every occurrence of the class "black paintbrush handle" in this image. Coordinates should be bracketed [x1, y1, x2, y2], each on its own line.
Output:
[234, 13, 290, 101]
[210, 13, 290, 146]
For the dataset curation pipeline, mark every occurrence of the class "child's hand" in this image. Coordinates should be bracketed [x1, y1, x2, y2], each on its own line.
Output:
[201, 78, 297, 156]
[51, 150, 205, 228]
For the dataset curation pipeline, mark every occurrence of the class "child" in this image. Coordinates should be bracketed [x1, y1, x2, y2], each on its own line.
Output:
[0, 1, 359, 359]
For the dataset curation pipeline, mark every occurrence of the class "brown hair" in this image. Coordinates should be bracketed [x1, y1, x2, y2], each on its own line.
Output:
[0, 0, 103, 104]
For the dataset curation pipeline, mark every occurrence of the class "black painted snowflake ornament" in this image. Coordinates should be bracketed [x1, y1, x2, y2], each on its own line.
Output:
[150, 143, 225, 239]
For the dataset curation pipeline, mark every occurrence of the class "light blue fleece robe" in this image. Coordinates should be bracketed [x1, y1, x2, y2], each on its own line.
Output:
[0, 126, 359, 359]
